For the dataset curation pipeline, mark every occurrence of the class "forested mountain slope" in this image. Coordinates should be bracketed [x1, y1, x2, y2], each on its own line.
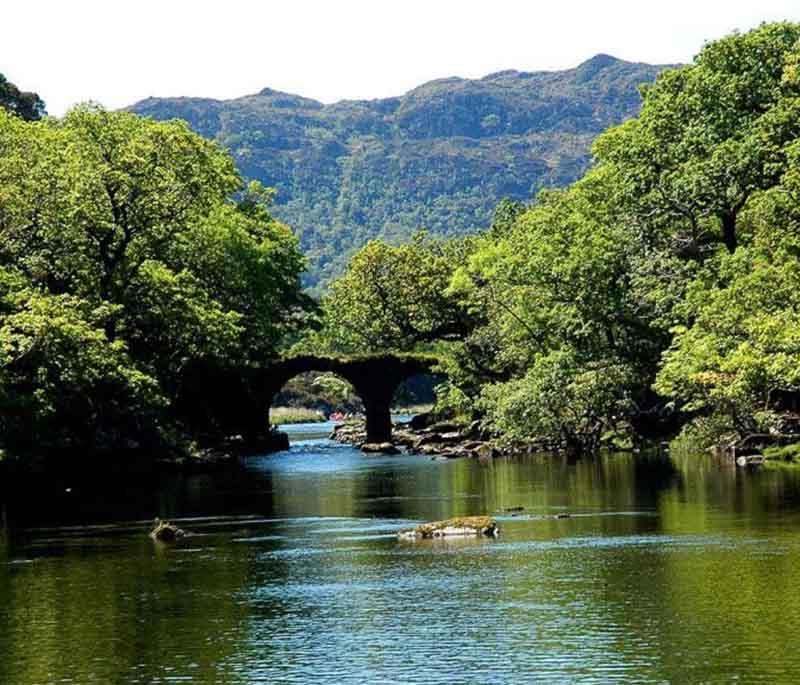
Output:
[130, 54, 669, 287]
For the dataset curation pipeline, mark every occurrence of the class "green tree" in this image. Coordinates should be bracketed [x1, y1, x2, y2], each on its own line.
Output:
[655, 142, 800, 436]
[0, 275, 163, 448]
[0, 73, 45, 121]
[446, 168, 666, 441]
[0, 106, 309, 451]
[594, 22, 800, 256]
[313, 232, 473, 353]
[481, 350, 633, 452]
[446, 22, 800, 449]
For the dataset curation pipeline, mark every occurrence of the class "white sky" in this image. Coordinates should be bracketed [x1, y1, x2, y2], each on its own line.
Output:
[5, 0, 800, 116]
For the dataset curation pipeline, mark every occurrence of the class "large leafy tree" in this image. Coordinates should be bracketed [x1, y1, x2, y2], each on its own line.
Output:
[448, 169, 663, 447]
[594, 22, 800, 256]
[312, 232, 473, 353]
[441, 23, 800, 449]
[655, 142, 800, 435]
[0, 106, 310, 450]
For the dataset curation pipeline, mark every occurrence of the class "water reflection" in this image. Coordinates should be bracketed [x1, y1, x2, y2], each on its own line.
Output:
[2, 426, 800, 683]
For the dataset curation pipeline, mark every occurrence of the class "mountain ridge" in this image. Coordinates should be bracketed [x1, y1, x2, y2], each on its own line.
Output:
[130, 54, 674, 287]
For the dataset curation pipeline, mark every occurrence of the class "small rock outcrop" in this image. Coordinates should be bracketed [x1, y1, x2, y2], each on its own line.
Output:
[361, 442, 400, 454]
[331, 422, 367, 446]
[408, 412, 433, 430]
[149, 518, 186, 543]
[398, 516, 499, 540]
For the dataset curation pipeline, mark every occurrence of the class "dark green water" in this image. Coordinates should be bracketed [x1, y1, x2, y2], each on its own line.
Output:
[3, 422, 800, 684]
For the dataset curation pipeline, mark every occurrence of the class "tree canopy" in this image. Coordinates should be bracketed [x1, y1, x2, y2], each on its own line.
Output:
[0, 106, 310, 451]
[317, 21, 800, 452]
[0, 73, 45, 121]
[308, 232, 474, 354]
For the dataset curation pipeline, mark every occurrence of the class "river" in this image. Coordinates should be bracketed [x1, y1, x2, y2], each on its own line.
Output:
[2, 421, 800, 683]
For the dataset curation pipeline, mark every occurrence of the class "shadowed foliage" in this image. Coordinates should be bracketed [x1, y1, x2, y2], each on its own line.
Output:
[0, 73, 45, 121]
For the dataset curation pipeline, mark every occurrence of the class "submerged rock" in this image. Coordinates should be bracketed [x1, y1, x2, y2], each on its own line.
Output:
[398, 516, 499, 540]
[149, 518, 186, 543]
[361, 442, 400, 454]
[476, 444, 497, 461]
[408, 412, 434, 430]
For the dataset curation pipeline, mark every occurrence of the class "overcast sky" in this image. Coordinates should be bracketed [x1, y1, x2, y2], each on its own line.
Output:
[5, 0, 800, 116]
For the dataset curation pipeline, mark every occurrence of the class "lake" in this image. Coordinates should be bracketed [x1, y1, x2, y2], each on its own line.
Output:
[2, 421, 800, 683]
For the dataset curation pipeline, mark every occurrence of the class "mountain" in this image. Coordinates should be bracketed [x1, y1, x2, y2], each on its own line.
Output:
[130, 54, 671, 288]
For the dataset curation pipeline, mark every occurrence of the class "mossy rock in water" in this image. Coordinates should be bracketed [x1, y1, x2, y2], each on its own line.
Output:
[398, 516, 498, 540]
[149, 518, 186, 543]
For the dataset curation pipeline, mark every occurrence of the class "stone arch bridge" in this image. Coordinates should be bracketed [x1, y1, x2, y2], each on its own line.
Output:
[178, 353, 439, 445]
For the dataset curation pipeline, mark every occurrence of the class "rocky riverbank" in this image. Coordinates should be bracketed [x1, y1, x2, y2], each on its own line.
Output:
[331, 414, 499, 459]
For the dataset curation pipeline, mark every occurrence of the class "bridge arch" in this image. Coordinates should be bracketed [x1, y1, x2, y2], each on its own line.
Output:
[175, 353, 440, 447]
[262, 354, 439, 443]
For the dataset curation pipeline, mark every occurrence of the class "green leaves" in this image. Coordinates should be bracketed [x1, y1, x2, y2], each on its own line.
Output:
[655, 236, 800, 432]
[0, 106, 310, 451]
[312, 232, 472, 354]
[480, 350, 633, 451]
[439, 23, 800, 449]
[594, 22, 800, 256]
[0, 285, 163, 447]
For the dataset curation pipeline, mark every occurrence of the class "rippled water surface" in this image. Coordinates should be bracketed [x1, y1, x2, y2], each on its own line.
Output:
[3, 422, 800, 683]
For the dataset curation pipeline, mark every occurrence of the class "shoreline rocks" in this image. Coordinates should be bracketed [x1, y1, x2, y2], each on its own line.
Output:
[398, 516, 499, 540]
[331, 416, 499, 461]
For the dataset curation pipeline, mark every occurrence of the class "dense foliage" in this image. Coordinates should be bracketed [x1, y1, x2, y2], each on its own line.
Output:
[318, 22, 800, 452]
[308, 232, 474, 353]
[0, 73, 45, 121]
[130, 55, 667, 289]
[4, 22, 799, 458]
[0, 106, 310, 452]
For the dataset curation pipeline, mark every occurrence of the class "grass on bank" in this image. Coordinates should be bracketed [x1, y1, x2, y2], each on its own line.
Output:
[763, 442, 800, 463]
[391, 404, 434, 415]
[269, 407, 327, 425]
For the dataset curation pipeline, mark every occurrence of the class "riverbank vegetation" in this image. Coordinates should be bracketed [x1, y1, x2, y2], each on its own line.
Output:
[0, 104, 312, 457]
[269, 407, 326, 425]
[312, 22, 800, 453]
[2, 22, 800, 462]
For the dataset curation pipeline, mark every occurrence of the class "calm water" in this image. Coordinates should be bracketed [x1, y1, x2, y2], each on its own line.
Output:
[3, 422, 800, 684]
